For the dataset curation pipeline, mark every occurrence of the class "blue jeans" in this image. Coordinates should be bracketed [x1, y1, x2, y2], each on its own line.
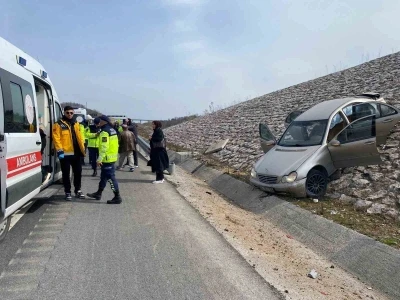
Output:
[88, 147, 99, 171]
[99, 163, 119, 191]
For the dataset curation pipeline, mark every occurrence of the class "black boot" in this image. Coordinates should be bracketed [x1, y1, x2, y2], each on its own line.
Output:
[107, 190, 122, 204]
[92, 170, 97, 177]
[87, 188, 103, 200]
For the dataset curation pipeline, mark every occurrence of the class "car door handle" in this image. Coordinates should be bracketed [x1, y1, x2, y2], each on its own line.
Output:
[382, 119, 393, 123]
[36, 141, 42, 145]
[364, 141, 375, 145]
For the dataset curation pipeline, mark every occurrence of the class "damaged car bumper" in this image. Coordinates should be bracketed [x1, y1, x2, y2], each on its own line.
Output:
[250, 177, 307, 198]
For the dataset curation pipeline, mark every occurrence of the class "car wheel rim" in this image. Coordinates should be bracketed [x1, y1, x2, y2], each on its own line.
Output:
[0, 219, 7, 236]
[307, 174, 326, 196]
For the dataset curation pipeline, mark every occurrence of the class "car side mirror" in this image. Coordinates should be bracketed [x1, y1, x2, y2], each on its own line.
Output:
[330, 139, 341, 147]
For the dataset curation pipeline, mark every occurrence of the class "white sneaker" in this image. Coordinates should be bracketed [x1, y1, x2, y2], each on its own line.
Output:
[152, 179, 164, 184]
[134, 165, 139, 168]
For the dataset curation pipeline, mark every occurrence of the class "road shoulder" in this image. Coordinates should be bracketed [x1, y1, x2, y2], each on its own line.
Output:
[166, 165, 388, 299]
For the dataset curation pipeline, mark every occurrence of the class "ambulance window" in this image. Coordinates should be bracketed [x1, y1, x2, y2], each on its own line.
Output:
[5, 82, 37, 133]
[55, 103, 63, 122]
[9, 83, 24, 123]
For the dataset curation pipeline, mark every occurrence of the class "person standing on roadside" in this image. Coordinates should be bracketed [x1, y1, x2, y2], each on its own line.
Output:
[127, 118, 139, 168]
[85, 118, 100, 176]
[131, 122, 139, 168]
[114, 120, 123, 136]
[79, 119, 87, 166]
[52, 106, 86, 200]
[149, 121, 169, 184]
[87, 115, 122, 204]
[116, 124, 136, 172]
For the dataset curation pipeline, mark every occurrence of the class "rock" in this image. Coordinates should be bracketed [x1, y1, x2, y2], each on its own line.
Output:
[326, 193, 341, 200]
[367, 203, 387, 215]
[354, 200, 373, 212]
[334, 179, 352, 192]
[367, 172, 384, 182]
[352, 178, 370, 187]
[337, 194, 357, 205]
[308, 269, 318, 279]
[381, 197, 397, 206]
[389, 170, 400, 181]
[351, 188, 373, 199]
[383, 208, 398, 220]
[342, 168, 355, 175]
[367, 190, 388, 201]
[389, 182, 400, 192]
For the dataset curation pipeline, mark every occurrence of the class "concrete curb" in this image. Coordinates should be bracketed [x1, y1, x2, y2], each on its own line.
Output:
[166, 151, 400, 299]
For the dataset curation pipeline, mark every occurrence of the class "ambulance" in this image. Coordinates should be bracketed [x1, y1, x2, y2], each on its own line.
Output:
[0, 36, 64, 242]
[73, 107, 87, 124]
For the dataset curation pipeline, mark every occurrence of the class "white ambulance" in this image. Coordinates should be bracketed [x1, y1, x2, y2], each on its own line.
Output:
[0, 36, 64, 242]
[73, 107, 87, 124]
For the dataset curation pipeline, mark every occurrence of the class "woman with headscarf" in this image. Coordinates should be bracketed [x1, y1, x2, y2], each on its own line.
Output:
[149, 121, 169, 183]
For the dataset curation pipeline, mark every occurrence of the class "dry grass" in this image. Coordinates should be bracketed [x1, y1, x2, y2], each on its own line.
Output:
[291, 197, 400, 249]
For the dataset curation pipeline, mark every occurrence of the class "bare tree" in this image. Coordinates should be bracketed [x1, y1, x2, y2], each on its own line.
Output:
[209, 102, 215, 113]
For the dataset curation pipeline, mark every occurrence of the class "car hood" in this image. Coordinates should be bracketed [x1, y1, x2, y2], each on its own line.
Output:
[255, 145, 321, 176]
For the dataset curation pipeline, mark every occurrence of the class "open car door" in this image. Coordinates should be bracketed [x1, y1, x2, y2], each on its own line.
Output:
[284, 110, 304, 127]
[375, 103, 400, 145]
[328, 115, 382, 169]
[259, 123, 276, 153]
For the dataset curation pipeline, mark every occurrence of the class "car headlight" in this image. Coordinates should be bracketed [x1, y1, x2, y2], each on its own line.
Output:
[250, 168, 257, 178]
[281, 171, 297, 183]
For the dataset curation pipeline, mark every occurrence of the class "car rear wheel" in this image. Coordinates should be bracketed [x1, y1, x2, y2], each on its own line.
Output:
[0, 217, 11, 243]
[306, 169, 327, 198]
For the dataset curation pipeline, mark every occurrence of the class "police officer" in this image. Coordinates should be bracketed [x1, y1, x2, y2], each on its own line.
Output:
[87, 116, 122, 204]
[85, 117, 100, 176]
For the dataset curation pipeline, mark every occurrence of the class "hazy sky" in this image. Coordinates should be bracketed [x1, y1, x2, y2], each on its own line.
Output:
[0, 0, 399, 119]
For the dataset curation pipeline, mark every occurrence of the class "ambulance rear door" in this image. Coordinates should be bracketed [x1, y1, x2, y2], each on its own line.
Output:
[0, 68, 42, 218]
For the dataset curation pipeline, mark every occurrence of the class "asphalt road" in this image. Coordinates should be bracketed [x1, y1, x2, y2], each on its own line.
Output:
[0, 158, 283, 300]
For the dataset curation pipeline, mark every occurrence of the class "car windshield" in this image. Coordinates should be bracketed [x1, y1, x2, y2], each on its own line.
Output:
[278, 120, 328, 147]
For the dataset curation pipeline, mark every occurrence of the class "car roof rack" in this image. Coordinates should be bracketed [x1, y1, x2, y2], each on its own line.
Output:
[356, 92, 380, 100]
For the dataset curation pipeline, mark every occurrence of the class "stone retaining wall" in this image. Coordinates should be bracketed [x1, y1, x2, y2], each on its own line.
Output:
[164, 52, 400, 219]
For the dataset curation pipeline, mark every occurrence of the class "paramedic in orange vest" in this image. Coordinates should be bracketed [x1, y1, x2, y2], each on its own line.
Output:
[52, 106, 86, 201]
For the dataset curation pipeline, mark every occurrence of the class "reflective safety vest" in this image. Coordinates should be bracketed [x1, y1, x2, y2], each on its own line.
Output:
[85, 126, 99, 148]
[79, 124, 86, 142]
[97, 124, 119, 163]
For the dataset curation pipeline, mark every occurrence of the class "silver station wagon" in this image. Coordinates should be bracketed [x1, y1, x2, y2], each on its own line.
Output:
[250, 93, 400, 198]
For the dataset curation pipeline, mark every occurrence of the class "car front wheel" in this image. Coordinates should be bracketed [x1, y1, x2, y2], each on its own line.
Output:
[0, 217, 11, 243]
[306, 169, 328, 198]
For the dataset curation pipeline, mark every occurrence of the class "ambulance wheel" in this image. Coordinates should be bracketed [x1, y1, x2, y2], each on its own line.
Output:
[0, 217, 11, 243]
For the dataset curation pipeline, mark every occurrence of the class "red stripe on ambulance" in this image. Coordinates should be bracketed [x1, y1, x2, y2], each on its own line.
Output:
[7, 151, 42, 178]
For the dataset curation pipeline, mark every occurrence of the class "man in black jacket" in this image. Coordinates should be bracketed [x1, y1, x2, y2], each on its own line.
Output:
[127, 119, 139, 168]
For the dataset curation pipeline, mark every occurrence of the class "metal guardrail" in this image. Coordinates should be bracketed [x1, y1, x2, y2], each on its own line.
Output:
[137, 135, 150, 155]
